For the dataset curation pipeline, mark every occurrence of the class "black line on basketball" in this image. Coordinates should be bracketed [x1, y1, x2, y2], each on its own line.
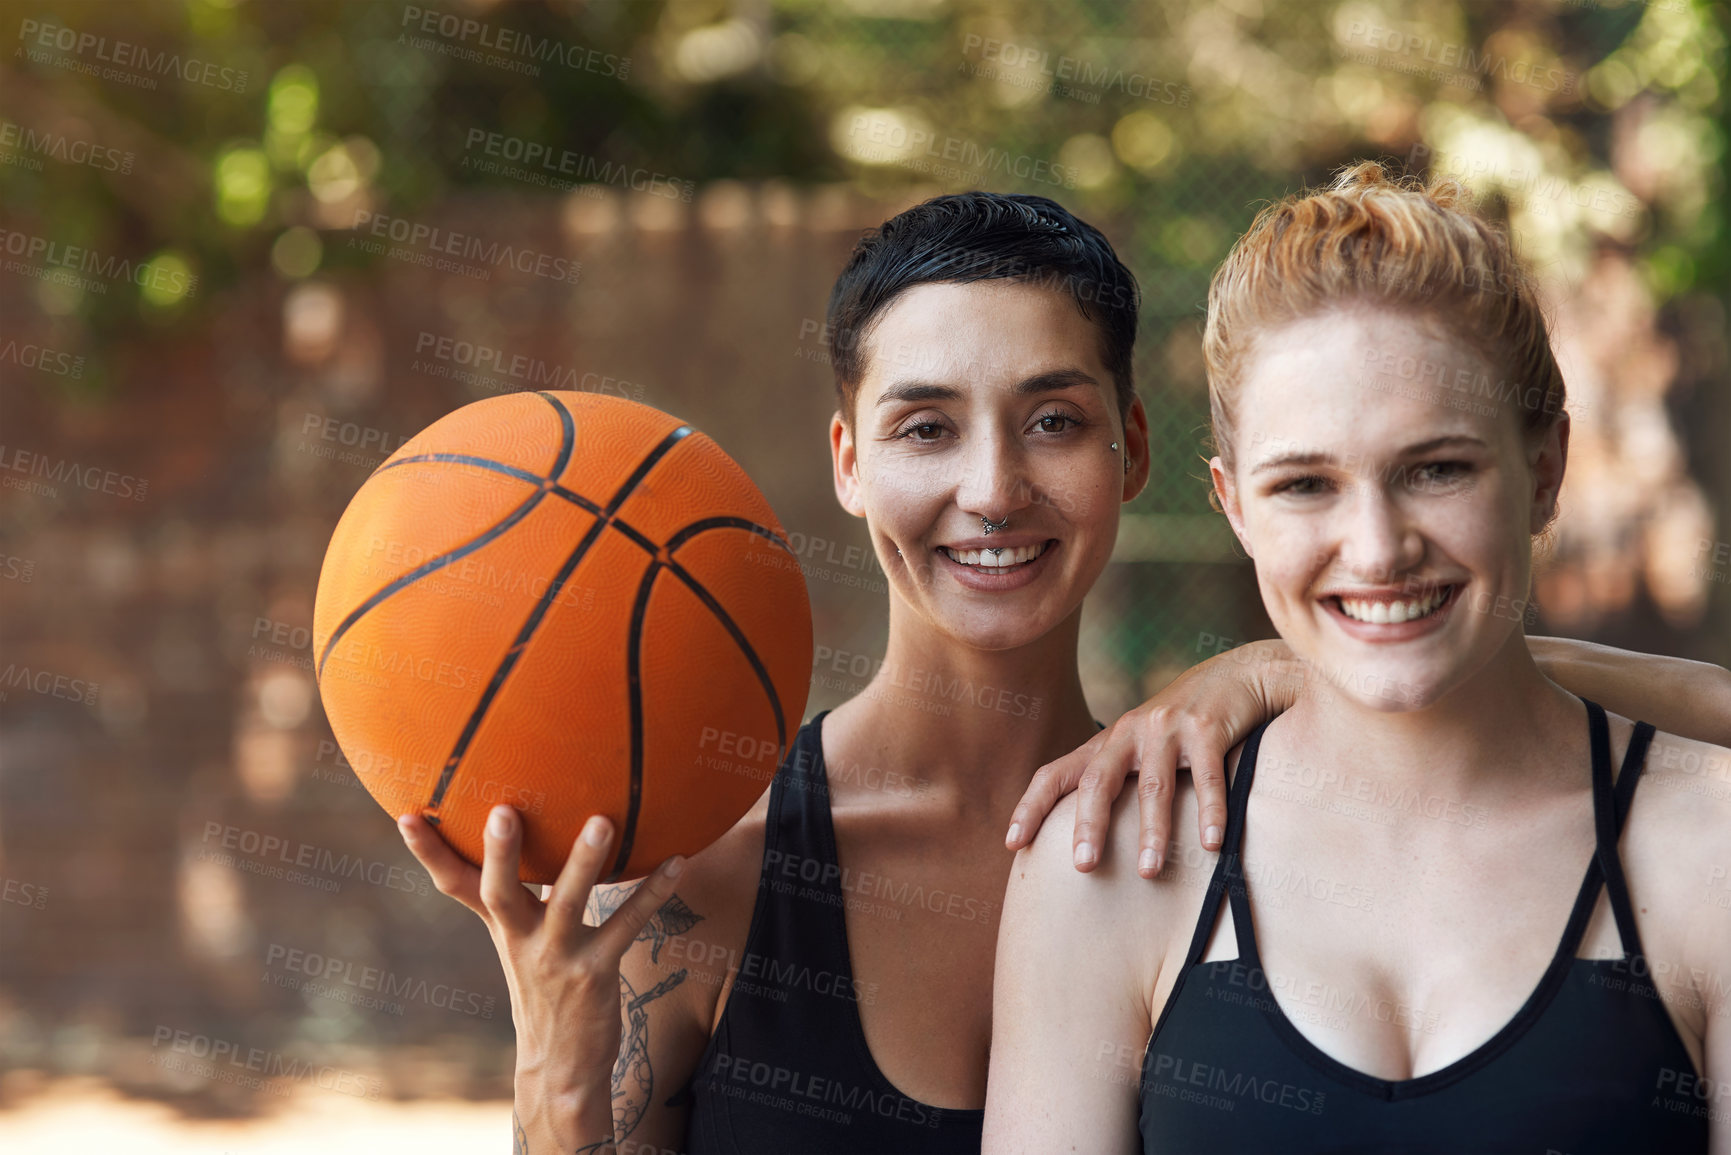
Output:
[428, 511, 609, 810]
[607, 425, 693, 513]
[317, 487, 547, 680]
[595, 519, 797, 873]
[663, 517, 796, 765]
[316, 394, 578, 678]
[534, 391, 579, 479]
[602, 516, 659, 555]
[602, 516, 792, 566]
[377, 453, 545, 488]
[549, 484, 604, 514]
[377, 455, 606, 517]
[664, 516, 795, 557]
[663, 556, 789, 767]
[425, 423, 695, 814]
[608, 558, 663, 882]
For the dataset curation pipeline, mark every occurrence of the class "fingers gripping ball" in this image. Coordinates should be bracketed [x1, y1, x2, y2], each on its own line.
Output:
[313, 391, 813, 883]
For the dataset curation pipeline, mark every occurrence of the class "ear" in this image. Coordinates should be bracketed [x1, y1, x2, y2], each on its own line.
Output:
[831, 411, 866, 518]
[1119, 394, 1152, 503]
[1209, 454, 1252, 559]
[1528, 412, 1569, 535]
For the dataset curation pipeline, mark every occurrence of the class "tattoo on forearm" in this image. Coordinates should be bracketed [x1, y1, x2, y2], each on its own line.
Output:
[639, 893, 702, 963]
[573, 1140, 615, 1154]
[586, 887, 706, 965]
[582, 886, 706, 1145]
[613, 969, 689, 1138]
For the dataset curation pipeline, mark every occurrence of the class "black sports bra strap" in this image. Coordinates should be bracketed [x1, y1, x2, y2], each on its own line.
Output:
[1221, 724, 1263, 858]
[1178, 723, 1266, 967]
[1612, 722, 1654, 829]
[1584, 698, 1656, 961]
[1220, 725, 1265, 962]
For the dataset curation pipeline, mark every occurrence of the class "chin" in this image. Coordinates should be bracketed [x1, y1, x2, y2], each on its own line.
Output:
[959, 587, 1083, 644]
[1322, 660, 1461, 712]
[1276, 633, 1444, 710]
[950, 616, 1057, 653]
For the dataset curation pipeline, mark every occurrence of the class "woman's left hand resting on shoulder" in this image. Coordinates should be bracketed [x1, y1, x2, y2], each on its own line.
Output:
[1003, 639, 1294, 877]
[1006, 636, 1731, 878]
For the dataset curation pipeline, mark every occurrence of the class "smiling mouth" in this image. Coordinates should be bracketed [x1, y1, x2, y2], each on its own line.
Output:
[938, 539, 1054, 574]
[1330, 585, 1457, 624]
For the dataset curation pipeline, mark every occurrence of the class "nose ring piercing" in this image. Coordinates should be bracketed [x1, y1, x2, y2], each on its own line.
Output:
[981, 514, 1010, 535]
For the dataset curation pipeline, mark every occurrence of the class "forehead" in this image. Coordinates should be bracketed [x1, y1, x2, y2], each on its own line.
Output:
[1236, 309, 1510, 460]
[860, 280, 1106, 392]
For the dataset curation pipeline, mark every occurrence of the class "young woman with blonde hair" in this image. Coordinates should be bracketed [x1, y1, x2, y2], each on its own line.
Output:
[986, 164, 1728, 1153]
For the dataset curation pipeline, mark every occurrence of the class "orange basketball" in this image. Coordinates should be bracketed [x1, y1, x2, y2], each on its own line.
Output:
[312, 390, 813, 883]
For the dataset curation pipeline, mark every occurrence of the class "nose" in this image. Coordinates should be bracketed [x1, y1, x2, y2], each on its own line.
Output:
[953, 430, 1030, 527]
[1338, 484, 1425, 585]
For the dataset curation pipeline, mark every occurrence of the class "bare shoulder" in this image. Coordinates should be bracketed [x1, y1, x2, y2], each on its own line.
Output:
[1635, 724, 1731, 791]
[1623, 723, 1731, 852]
[1008, 765, 1223, 971]
[1617, 720, 1731, 1027]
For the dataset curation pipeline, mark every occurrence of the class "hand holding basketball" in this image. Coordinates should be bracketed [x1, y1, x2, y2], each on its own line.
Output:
[397, 804, 682, 1093]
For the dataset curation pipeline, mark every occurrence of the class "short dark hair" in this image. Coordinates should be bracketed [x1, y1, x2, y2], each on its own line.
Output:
[824, 191, 1141, 423]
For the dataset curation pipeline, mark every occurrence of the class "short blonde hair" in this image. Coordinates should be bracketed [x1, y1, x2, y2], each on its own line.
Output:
[1203, 160, 1566, 470]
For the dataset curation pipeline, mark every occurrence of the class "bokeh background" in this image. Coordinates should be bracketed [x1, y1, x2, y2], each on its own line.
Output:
[1, 0, 1726, 1146]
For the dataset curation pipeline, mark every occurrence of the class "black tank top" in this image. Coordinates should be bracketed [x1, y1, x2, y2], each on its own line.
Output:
[682, 709, 987, 1153]
[1139, 698, 1709, 1154]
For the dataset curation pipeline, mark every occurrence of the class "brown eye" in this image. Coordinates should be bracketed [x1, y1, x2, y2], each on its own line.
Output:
[1414, 461, 1470, 485]
[1276, 475, 1329, 496]
[897, 421, 946, 441]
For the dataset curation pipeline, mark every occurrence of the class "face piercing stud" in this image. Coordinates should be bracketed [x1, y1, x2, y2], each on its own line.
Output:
[1109, 441, 1119, 450]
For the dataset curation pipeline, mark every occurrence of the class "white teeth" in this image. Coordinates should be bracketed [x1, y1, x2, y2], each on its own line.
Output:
[1338, 587, 1449, 623]
[942, 540, 1049, 570]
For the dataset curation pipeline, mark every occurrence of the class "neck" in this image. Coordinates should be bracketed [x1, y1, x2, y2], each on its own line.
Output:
[827, 597, 1098, 809]
[1278, 631, 1585, 799]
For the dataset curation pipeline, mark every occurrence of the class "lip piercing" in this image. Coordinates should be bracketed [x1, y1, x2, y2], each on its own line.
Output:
[981, 514, 1009, 535]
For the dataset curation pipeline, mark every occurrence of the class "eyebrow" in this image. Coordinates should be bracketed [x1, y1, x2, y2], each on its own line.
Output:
[874, 368, 1099, 406]
[1250, 434, 1489, 473]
